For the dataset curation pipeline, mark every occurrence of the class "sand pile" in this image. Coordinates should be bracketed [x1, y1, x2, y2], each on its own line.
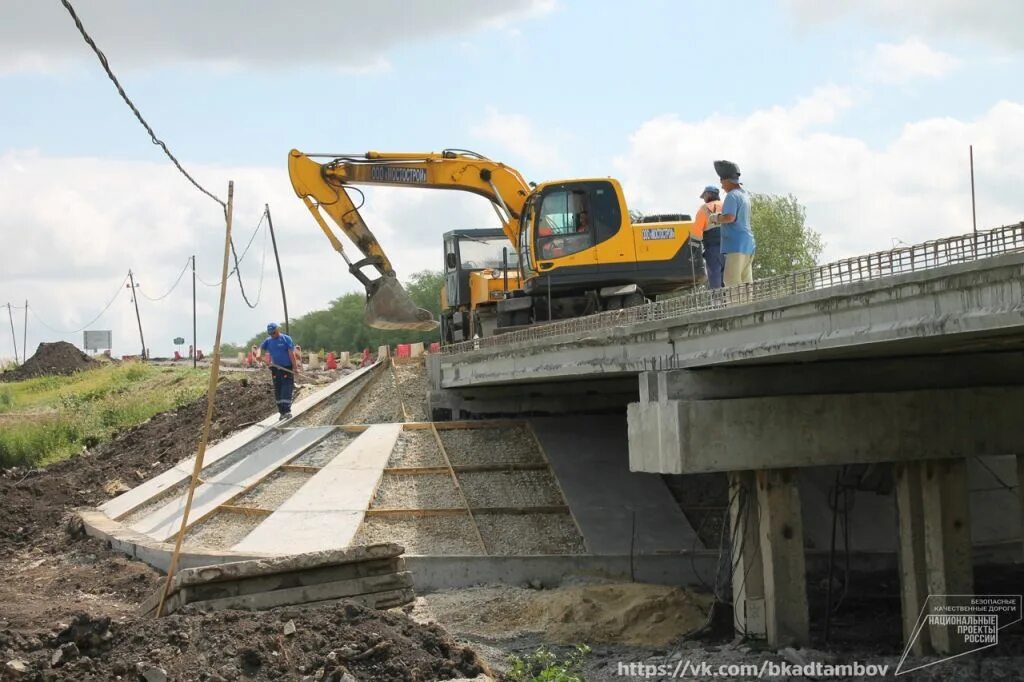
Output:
[418, 583, 713, 648]
[524, 583, 713, 647]
[1, 342, 98, 382]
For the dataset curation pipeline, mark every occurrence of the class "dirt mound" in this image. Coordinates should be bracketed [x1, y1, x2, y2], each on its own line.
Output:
[0, 375, 282, 551]
[0, 602, 487, 681]
[0, 342, 98, 382]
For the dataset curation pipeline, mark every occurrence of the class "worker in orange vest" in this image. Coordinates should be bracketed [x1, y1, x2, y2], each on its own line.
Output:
[693, 185, 725, 288]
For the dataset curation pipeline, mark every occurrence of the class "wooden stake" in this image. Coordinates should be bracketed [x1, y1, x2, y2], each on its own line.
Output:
[156, 181, 235, 618]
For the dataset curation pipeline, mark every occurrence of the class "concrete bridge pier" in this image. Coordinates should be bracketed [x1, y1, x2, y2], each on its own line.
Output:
[628, 354, 1022, 649]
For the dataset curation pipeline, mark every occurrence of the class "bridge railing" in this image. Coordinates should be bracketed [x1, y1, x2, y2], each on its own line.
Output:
[442, 222, 1024, 355]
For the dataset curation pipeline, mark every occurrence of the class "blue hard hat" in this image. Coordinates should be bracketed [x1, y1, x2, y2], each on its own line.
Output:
[267, 322, 279, 333]
[701, 185, 720, 197]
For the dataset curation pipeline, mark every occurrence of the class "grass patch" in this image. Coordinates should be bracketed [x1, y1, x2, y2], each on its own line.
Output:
[0, 363, 210, 468]
[506, 645, 590, 682]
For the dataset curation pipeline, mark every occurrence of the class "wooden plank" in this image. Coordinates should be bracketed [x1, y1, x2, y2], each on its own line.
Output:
[280, 464, 322, 474]
[219, 505, 273, 517]
[177, 572, 413, 612]
[232, 424, 402, 554]
[130, 426, 336, 542]
[453, 463, 548, 473]
[184, 558, 404, 601]
[431, 419, 528, 430]
[365, 506, 570, 517]
[431, 423, 488, 555]
[100, 364, 379, 521]
[383, 466, 451, 476]
[383, 463, 548, 475]
[365, 508, 470, 518]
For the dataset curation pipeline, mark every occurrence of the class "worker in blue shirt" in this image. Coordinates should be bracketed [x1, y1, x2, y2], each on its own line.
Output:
[260, 322, 301, 421]
[708, 160, 756, 287]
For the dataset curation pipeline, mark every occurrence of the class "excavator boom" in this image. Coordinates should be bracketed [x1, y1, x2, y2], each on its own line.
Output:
[288, 149, 532, 331]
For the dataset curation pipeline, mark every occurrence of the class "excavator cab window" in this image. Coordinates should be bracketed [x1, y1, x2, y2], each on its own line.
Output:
[534, 182, 620, 261]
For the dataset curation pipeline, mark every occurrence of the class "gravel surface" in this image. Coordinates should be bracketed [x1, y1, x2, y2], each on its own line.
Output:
[287, 372, 370, 428]
[291, 429, 354, 466]
[394, 360, 429, 421]
[184, 511, 263, 549]
[233, 470, 313, 509]
[441, 427, 544, 466]
[459, 470, 565, 508]
[342, 368, 404, 424]
[388, 429, 445, 467]
[371, 473, 461, 510]
[353, 514, 484, 555]
[476, 513, 585, 555]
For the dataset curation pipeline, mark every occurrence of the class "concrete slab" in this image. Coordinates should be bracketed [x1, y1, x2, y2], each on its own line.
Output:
[130, 427, 336, 542]
[232, 424, 402, 554]
[101, 364, 378, 521]
[530, 415, 697, 555]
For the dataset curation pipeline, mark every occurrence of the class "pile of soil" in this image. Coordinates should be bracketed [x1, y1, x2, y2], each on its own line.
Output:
[0, 375, 282, 550]
[0, 342, 98, 382]
[0, 602, 487, 681]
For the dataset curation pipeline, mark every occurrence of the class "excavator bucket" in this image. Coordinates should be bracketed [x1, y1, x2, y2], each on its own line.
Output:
[364, 275, 439, 331]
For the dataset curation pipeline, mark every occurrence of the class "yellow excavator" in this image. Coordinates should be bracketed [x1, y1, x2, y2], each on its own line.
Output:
[288, 149, 705, 340]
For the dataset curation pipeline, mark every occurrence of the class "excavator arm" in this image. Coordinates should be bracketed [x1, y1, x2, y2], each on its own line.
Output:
[288, 149, 533, 331]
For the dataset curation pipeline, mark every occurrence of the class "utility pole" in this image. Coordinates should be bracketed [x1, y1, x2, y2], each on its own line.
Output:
[265, 204, 290, 333]
[192, 255, 197, 369]
[6, 303, 17, 365]
[22, 300, 28, 363]
[969, 145, 978, 237]
[127, 270, 147, 359]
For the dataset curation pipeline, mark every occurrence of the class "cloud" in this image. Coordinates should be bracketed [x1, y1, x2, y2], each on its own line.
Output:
[785, 0, 1024, 51]
[862, 38, 961, 84]
[0, 151, 498, 356]
[470, 107, 567, 175]
[613, 91, 1024, 260]
[0, 0, 553, 74]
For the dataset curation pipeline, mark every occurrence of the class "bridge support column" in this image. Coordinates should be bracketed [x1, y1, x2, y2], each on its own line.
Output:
[755, 468, 810, 647]
[1018, 454, 1024, 561]
[921, 458, 974, 655]
[729, 471, 765, 639]
[895, 462, 931, 656]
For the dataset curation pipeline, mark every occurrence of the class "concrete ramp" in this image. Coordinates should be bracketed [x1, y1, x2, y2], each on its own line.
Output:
[233, 424, 402, 555]
[131, 427, 335, 542]
[530, 415, 699, 555]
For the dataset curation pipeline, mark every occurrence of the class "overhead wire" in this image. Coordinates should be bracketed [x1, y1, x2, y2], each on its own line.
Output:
[58, 0, 226, 211]
[228, 208, 270, 308]
[60, 0, 280, 312]
[198, 209, 267, 289]
[27, 273, 130, 335]
[138, 257, 191, 301]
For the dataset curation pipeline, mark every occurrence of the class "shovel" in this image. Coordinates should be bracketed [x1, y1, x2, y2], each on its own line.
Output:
[364, 275, 438, 332]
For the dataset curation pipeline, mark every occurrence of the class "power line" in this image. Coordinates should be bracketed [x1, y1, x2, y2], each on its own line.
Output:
[230, 209, 270, 309]
[28, 273, 130, 335]
[59, 0, 226, 211]
[197, 210, 267, 288]
[138, 257, 192, 301]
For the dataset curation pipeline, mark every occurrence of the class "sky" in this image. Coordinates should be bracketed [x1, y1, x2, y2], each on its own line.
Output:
[1, 0, 1022, 358]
